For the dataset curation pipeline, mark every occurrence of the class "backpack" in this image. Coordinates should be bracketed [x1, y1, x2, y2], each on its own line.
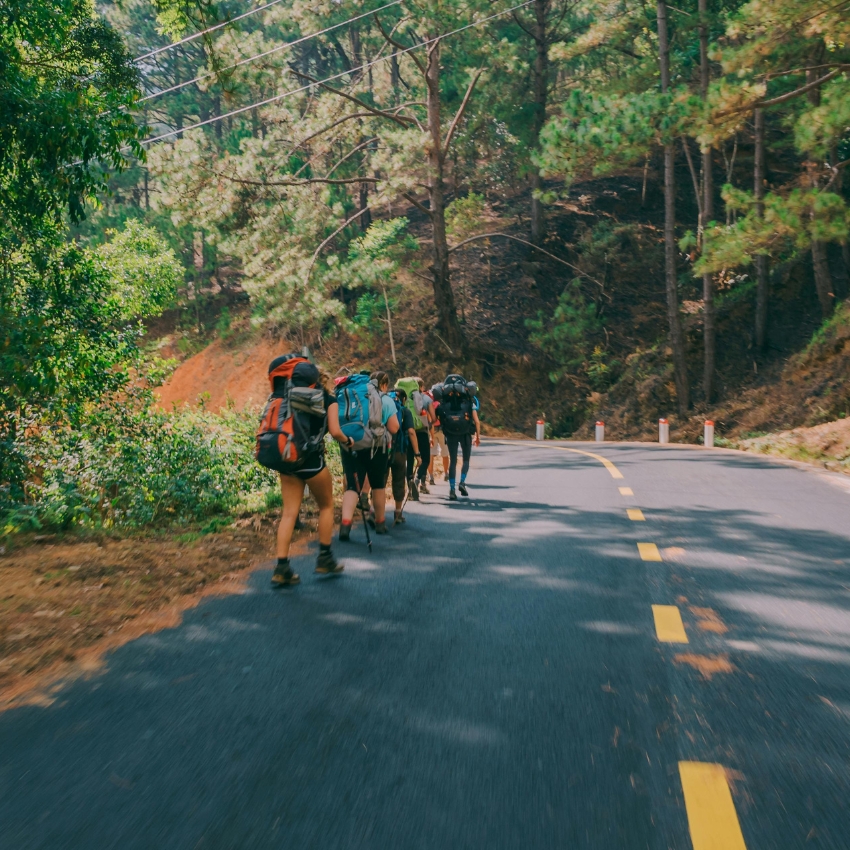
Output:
[255, 356, 327, 473]
[437, 373, 475, 436]
[335, 373, 386, 451]
[395, 377, 425, 430]
[387, 390, 408, 455]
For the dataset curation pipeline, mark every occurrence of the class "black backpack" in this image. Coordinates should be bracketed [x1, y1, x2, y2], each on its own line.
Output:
[437, 373, 474, 436]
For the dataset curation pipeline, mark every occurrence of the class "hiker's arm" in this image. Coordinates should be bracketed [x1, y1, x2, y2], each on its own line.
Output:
[387, 413, 400, 435]
[327, 404, 353, 448]
[409, 428, 419, 455]
[472, 410, 481, 447]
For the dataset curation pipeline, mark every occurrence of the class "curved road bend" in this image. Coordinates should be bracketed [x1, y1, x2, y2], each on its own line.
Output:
[2, 441, 850, 849]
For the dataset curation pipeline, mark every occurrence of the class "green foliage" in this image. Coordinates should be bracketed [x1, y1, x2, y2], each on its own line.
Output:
[97, 220, 183, 319]
[353, 292, 385, 329]
[445, 193, 487, 241]
[527, 281, 605, 383]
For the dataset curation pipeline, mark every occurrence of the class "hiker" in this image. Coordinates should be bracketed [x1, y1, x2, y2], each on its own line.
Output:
[337, 370, 399, 539]
[434, 374, 481, 501]
[256, 355, 349, 587]
[429, 388, 449, 483]
[387, 386, 420, 524]
[395, 376, 432, 498]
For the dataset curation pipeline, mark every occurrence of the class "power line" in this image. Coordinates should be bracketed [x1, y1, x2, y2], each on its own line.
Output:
[134, 0, 290, 63]
[139, 0, 404, 104]
[140, 0, 534, 147]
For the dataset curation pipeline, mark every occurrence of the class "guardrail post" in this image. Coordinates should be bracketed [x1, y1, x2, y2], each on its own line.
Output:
[704, 420, 714, 448]
[535, 419, 545, 441]
[658, 418, 670, 444]
[595, 421, 605, 442]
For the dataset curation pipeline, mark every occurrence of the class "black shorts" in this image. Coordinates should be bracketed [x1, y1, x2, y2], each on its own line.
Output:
[341, 447, 389, 491]
[280, 451, 326, 481]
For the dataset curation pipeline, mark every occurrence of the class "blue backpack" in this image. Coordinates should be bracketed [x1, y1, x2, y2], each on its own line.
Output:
[387, 391, 408, 455]
[335, 374, 386, 451]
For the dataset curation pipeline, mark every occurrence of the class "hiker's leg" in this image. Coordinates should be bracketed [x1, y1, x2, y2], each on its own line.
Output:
[368, 450, 389, 524]
[340, 450, 363, 524]
[446, 433, 460, 486]
[416, 430, 430, 482]
[459, 434, 473, 481]
[406, 440, 415, 479]
[305, 466, 334, 546]
[391, 451, 406, 503]
[277, 473, 306, 559]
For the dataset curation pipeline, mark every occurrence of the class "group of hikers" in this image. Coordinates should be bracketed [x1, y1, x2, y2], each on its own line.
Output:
[255, 354, 482, 587]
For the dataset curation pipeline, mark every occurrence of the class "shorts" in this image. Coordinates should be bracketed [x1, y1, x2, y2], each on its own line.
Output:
[433, 429, 446, 457]
[341, 447, 390, 491]
[280, 451, 325, 481]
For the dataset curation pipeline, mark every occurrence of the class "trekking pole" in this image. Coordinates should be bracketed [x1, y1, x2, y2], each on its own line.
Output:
[398, 458, 420, 521]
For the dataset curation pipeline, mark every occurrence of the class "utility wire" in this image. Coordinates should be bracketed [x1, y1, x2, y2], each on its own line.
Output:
[134, 0, 291, 62]
[139, 0, 534, 147]
[139, 0, 404, 103]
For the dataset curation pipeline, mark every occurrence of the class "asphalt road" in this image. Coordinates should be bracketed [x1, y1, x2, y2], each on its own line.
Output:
[2, 441, 850, 849]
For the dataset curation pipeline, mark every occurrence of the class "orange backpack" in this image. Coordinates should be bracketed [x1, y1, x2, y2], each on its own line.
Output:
[255, 356, 327, 473]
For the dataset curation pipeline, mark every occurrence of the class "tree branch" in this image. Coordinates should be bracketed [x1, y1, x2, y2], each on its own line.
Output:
[447, 232, 605, 288]
[303, 204, 375, 288]
[444, 69, 483, 153]
[403, 192, 434, 218]
[680, 136, 703, 224]
[216, 173, 380, 187]
[374, 15, 426, 76]
[326, 137, 379, 177]
[717, 68, 845, 118]
[289, 69, 415, 128]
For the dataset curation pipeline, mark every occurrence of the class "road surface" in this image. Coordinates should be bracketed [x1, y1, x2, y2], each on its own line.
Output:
[2, 441, 850, 849]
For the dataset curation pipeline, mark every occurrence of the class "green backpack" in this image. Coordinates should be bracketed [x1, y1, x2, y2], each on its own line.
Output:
[395, 377, 425, 430]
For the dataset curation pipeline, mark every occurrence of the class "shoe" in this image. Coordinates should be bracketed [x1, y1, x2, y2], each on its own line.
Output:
[375, 521, 388, 534]
[419, 480, 430, 495]
[458, 482, 468, 497]
[408, 478, 419, 501]
[449, 489, 458, 501]
[394, 511, 406, 525]
[366, 510, 376, 528]
[271, 564, 300, 587]
[338, 523, 351, 542]
[358, 493, 370, 512]
[443, 473, 449, 482]
[429, 475, 435, 485]
[315, 549, 344, 574]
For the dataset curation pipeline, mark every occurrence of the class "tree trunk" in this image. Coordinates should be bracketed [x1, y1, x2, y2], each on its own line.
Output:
[754, 107, 769, 351]
[807, 70, 835, 318]
[657, 1, 689, 413]
[530, 0, 549, 245]
[349, 26, 363, 81]
[390, 52, 400, 102]
[425, 39, 463, 352]
[699, 0, 715, 402]
[358, 181, 372, 232]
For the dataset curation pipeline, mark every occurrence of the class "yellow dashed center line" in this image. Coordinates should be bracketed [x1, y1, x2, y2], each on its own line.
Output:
[627, 508, 646, 521]
[652, 605, 689, 643]
[638, 542, 662, 561]
[679, 762, 748, 850]
[619, 486, 634, 496]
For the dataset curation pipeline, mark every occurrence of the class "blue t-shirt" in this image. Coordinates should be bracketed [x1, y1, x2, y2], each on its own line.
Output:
[380, 393, 399, 428]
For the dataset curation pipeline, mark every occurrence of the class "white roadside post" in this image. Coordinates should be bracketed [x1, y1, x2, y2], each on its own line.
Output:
[704, 420, 715, 448]
[658, 418, 670, 444]
[535, 419, 545, 441]
[595, 421, 605, 442]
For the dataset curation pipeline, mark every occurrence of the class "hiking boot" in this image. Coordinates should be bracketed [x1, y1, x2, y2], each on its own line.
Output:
[374, 520, 388, 534]
[408, 478, 419, 501]
[449, 488, 458, 501]
[315, 549, 344, 575]
[394, 510, 406, 525]
[443, 473, 449, 482]
[357, 492, 370, 512]
[429, 475, 435, 485]
[338, 523, 351, 542]
[419, 480, 430, 495]
[271, 563, 300, 588]
[458, 482, 468, 497]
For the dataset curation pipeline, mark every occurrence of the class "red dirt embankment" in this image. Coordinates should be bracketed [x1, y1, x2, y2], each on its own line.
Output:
[155, 336, 282, 412]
